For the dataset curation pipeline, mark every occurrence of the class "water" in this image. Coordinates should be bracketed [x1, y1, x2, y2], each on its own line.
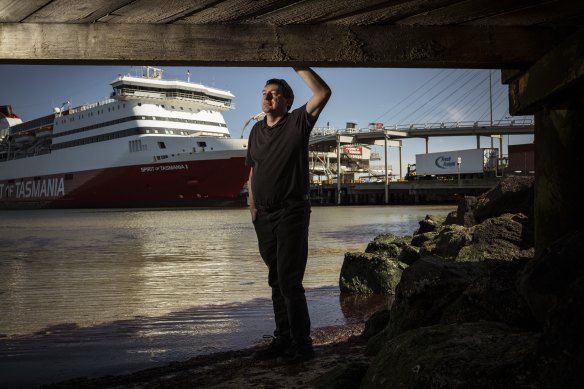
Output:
[0, 205, 452, 388]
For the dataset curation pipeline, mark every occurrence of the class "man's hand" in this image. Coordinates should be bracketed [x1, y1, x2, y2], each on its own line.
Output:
[248, 168, 256, 221]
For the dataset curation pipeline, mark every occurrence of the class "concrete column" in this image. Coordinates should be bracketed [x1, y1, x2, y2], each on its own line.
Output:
[384, 134, 388, 204]
[535, 105, 584, 257]
[399, 142, 403, 180]
[337, 135, 341, 205]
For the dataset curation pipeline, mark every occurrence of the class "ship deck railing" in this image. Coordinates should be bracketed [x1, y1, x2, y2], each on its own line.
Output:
[115, 87, 235, 109]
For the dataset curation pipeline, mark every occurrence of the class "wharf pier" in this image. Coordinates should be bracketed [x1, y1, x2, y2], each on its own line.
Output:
[307, 120, 534, 205]
[309, 177, 500, 205]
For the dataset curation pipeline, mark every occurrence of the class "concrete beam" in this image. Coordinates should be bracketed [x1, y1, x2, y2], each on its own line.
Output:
[0, 23, 571, 67]
[508, 27, 584, 115]
[374, 139, 401, 147]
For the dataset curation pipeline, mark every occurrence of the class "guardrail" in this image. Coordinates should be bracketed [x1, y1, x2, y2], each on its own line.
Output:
[311, 118, 534, 137]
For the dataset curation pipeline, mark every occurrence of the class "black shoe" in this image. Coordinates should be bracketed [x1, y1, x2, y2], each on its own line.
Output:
[276, 340, 315, 365]
[252, 335, 291, 360]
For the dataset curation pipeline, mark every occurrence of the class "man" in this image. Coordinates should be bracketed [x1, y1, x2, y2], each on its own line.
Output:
[246, 67, 331, 364]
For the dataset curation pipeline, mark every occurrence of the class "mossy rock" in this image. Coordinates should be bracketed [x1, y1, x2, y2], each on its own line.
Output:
[365, 233, 411, 259]
[340, 252, 408, 295]
[434, 224, 473, 258]
[415, 214, 447, 234]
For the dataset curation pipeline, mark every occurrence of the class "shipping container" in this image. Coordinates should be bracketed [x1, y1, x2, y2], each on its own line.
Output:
[507, 143, 534, 175]
[415, 148, 499, 177]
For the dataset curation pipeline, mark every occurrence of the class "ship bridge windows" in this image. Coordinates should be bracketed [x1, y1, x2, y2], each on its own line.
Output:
[158, 141, 166, 149]
[197, 141, 207, 148]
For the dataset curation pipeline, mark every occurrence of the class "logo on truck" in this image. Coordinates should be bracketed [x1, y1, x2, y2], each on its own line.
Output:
[434, 156, 457, 169]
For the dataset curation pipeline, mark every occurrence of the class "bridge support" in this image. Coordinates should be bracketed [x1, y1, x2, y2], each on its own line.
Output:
[534, 106, 584, 257]
[337, 135, 341, 205]
[505, 27, 584, 257]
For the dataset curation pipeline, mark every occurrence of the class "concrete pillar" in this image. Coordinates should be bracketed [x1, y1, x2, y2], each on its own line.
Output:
[399, 142, 403, 180]
[535, 105, 584, 257]
[337, 136, 341, 205]
[384, 134, 388, 204]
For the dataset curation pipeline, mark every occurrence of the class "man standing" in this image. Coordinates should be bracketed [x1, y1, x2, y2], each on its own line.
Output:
[246, 67, 331, 364]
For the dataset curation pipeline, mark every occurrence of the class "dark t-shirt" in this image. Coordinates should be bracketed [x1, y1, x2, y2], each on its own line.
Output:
[245, 104, 316, 208]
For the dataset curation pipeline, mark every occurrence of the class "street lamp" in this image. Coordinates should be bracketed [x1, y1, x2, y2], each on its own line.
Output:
[240, 112, 266, 139]
[457, 156, 462, 187]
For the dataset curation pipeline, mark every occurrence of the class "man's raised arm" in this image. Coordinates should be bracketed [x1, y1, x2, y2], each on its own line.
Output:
[294, 67, 331, 121]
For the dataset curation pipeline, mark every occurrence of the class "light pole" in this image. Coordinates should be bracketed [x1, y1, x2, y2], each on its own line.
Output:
[240, 112, 266, 139]
[457, 156, 462, 187]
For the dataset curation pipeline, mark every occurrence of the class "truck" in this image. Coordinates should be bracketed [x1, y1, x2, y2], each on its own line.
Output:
[414, 148, 499, 179]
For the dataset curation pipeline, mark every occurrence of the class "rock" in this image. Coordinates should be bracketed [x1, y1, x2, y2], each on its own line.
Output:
[339, 252, 408, 295]
[414, 214, 446, 234]
[410, 231, 436, 247]
[397, 244, 420, 265]
[362, 309, 391, 340]
[360, 321, 540, 389]
[364, 233, 411, 259]
[385, 256, 538, 339]
[456, 213, 534, 262]
[433, 224, 473, 259]
[386, 256, 487, 338]
[473, 176, 534, 224]
[449, 177, 534, 228]
[450, 196, 478, 226]
[443, 209, 458, 225]
[364, 323, 391, 357]
[440, 258, 538, 331]
[311, 361, 369, 389]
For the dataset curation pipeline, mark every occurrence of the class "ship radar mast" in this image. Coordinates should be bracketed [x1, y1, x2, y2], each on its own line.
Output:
[143, 66, 163, 80]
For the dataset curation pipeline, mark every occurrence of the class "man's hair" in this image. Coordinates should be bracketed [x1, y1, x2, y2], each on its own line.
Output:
[266, 78, 294, 110]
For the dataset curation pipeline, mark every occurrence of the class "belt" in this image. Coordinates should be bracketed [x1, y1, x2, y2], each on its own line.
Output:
[255, 195, 309, 212]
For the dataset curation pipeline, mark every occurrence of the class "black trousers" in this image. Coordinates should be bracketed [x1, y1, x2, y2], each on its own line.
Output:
[253, 199, 312, 343]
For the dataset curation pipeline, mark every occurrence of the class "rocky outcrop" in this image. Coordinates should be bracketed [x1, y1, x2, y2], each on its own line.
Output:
[339, 233, 412, 295]
[446, 175, 534, 227]
[339, 252, 407, 295]
[331, 177, 583, 387]
[361, 321, 540, 389]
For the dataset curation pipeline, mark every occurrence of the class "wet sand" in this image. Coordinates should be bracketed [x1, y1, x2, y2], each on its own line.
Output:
[2, 288, 389, 388]
[43, 323, 370, 389]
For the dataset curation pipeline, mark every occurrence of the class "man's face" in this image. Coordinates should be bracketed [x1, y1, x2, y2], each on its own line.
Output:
[262, 83, 288, 115]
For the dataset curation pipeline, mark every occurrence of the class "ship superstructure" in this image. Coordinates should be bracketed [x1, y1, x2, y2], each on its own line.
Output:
[0, 67, 250, 208]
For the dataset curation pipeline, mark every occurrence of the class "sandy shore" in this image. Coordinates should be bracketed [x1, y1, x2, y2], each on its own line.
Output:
[43, 323, 369, 389]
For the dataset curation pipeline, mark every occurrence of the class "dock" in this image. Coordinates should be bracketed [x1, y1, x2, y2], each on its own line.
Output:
[310, 177, 501, 205]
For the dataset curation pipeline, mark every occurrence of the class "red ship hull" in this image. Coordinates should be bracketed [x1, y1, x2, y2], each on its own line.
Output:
[0, 157, 250, 209]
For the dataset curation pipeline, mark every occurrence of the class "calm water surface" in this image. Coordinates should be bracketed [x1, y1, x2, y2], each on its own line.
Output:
[0, 205, 452, 388]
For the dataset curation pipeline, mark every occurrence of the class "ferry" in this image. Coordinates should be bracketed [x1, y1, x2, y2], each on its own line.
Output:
[0, 67, 250, 208]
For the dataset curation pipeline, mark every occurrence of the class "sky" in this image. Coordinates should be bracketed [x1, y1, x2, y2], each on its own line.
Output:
[0, 65, 533, 176]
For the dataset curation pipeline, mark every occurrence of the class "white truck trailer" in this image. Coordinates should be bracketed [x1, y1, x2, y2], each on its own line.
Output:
[415, 148, 499, 178]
